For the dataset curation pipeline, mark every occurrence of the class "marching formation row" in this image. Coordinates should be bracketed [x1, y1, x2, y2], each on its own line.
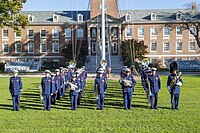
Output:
[9, 61, 183, 111]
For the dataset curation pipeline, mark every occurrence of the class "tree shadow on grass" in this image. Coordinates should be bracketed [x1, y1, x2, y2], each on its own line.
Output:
[0, 104, 13, 111]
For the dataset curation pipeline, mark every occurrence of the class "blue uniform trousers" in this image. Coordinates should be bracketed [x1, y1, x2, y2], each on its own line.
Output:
[70, 92, 78, 110]
[150, 93, 158, 109]
[51, 93, 57, 105]
[12, 95, 20, 111]
[61, 86, 65, 97]
[56, 89, 61, 100]
[171, 93, 180, 109]
[97, 93, 105, 110]
[77, 90, 83, 105]
[123, 92, 133, 110]
[43, 94, 51, 111]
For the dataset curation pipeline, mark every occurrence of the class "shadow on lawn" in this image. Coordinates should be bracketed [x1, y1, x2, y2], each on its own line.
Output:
[0, 104, 13, 110]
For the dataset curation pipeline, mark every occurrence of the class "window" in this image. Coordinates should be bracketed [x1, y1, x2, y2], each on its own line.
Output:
[112, 28, 118, 37]
[91, 28, 97, 38]
[176, 27, 182, 36]
[126, 13, 131, 21]
[28, 41, 34, 53]
[15, 30, 21, 38]
[15, 42, 22, 53]
[53, 59, 59, 68]
[78, 14, 83, 22]
[27, 29, 34, 38]
[189, 42, 195, 51]
[151, 42, 157, 52]
[138, 27, 144, 36]
[150, 27, 157, 36]
[151, 13, 156, 20]
[163, 27, 170, 36]
[176, 42, 182, 51]
[52, 28, 59, 38]
[125, 28, 132, 37]
[92, 42, 96, 53]
[163, 42, 170, 52]
[53, 41, 59, 53]
[65, 29, 71, 38]
[2, 29, 8, 38]
[3, 41, 9, 53]
[113, 42, 117, 53]
[152, 58, 157, 65]
[53, 14, 58, 22]
[40, 30, 46, 38]
[77, 28, 84, 38]
[189, 27, 196, 36]
[40, 43, 47, 53]
[28, 14, 34, 22]
[176, 12, 182, 20]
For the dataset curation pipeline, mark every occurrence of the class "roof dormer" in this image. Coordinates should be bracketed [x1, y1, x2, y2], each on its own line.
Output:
[53, 14, 59, 22]
[176, 11, 182, 20]
[77, 14, 84, 22]
[125, 13, 131, 21]
[28, 14, 34, 22]
[151, 13, 156, 21]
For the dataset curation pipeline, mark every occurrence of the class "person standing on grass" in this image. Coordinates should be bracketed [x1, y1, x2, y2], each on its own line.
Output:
[148, 68, 161, 109]
[120, 68, 136, 110]
[9, 70, 22, 111]
[94, 68, 107, 110]
[41, 70, 52, 111]
[51, 73, 57, 105]
[55, 69, 62, 100]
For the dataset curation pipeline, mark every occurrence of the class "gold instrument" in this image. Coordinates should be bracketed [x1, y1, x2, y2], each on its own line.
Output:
[100, 59, 107, 67]
[170, 72, 182, 89]
[69, 60, 76, 68]
[119, 78, 132, 87]
[68, 82, 80, 92]
[142, 58, 149, 67]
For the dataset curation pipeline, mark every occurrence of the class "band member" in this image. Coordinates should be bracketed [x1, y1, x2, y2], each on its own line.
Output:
[55, 69, 62, 100]
[69, 74, 80, 110]
[121, 66, 128, 78]
[120, 68, 136, 110]
[59, 67, 65, 97]
[64, 67, 72, 91]
[51, 74, 57, 105]
[9, 70, 22, 111]
[94, 68, 107, 110]
[41, 70, 51, 111]
[167, 62, 183, 110]
[148, 68, 161, 109]
[145, 68, 152, 103]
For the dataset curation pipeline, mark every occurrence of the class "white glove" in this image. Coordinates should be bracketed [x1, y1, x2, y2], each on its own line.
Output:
[167, 86, 171, 92]
[176, 82, 182, 86]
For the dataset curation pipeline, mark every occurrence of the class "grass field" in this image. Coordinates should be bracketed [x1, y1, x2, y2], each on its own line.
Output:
[0, 75, 200, 133]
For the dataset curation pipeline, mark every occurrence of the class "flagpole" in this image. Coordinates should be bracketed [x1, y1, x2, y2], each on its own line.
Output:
[101, 0, 106, 61]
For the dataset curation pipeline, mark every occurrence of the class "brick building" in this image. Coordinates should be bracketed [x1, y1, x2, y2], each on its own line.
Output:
[0, 0, 200, 71]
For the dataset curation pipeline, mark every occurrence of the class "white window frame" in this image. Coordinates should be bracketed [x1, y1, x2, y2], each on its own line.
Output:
[189, 26, 196, 36]
[92, 42, 96, 53]
[91, 28, 97, 38]
[112, 42, 117, 53]
[27, 29, 34, 38]
[150, 42, 157, 52]
[125, 13, 131, 21]
[40, 43, 47, 53]
[52, 28, 59, 39]
[176, 41, 183, 52]
[176, 27, 182, 36]
[15, 42, 22, 53]
[65, 29, 72, 38]
[77, 28, 84, 38]
[163, 42, 170, 52]
[2, 41, 9, 54]
[138, 27, 144, 36]
[150, 27, 157, 36]
[189, 41, 195, 51]
[2, 29, 9, 38]
[151, 13, 156, 20]
[53, 14, 59, 22]
[40, 29, 46, 38]
[15, 30, 21, 38]
[112, 28, 117, 37]
[28, 14, 34, 22]
[151, 58, 157, 65]
[77, 14, 83, 22]
[28, 41, 34, 54]
[176, 12, 182, 20]
[125, 28, 132, 37]
[163, 27, 170, 36]
[53, 41, 59, 53]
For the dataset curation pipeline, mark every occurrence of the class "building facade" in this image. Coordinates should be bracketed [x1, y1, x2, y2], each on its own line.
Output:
[0, 0, 200, 69]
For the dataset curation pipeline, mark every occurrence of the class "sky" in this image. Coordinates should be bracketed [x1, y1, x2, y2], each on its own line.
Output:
[22, 0, 200, 11]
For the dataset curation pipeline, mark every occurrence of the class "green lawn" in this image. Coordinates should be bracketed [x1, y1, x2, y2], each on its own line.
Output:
[0, 76, 199, 133]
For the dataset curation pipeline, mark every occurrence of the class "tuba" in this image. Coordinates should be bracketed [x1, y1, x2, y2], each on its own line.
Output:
[142, 58, 149, 67]
[69, 60, 76, 68]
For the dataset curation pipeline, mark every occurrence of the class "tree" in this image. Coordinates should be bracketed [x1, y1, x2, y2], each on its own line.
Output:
[0, 0, 29, 32]
[121, 39, 149, 67]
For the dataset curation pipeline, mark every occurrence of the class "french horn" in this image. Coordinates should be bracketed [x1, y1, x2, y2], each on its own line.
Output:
[142, 58, 149, 67]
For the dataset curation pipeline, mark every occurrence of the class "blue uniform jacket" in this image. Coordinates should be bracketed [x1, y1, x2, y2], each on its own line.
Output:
[148, 74, 161, 93]
[139, 68, 148, 79]
[70, 80, 80, 95]
[64, 72, 72, 83]
[41, 77, 51, 95]
[167, 74, 183, 94]
[9, 76, 22, 96]
[55, 75, 63, 90]
[120, 71, 126, 78]
[94, 76, 107, 94]
[121, 75, 136, 93]
[51, 78, 57, 94]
